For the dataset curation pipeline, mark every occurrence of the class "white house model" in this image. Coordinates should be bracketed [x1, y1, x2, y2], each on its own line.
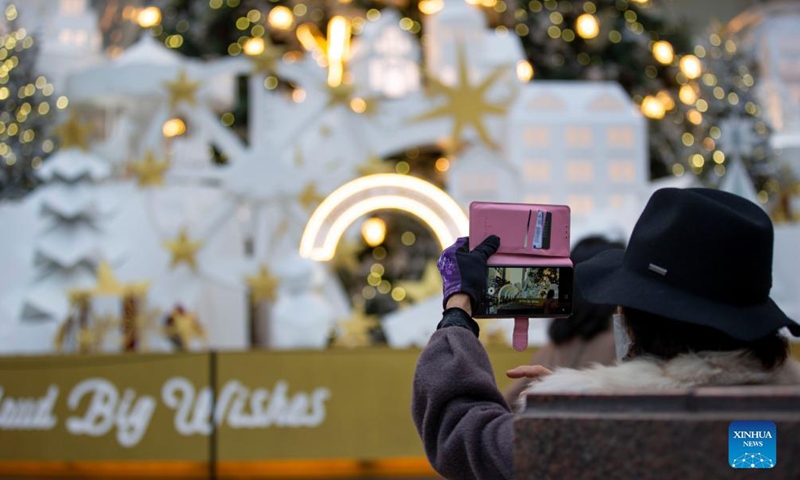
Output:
[349, 9, 421, 99]
[507, 81, 648, 220]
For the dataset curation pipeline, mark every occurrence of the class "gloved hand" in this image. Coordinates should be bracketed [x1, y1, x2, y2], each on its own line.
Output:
[437, 235, 500, 310]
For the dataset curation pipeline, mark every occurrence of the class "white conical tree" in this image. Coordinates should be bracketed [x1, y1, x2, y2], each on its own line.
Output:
[21, 117, 121, 322]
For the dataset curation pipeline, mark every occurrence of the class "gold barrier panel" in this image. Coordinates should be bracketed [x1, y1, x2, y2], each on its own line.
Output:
[4, 345, 795, 477]
[0, 346, 531, 477]
[0, 352, 211, 461]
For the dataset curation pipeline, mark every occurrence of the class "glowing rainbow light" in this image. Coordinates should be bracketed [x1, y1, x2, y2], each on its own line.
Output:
[300, 174, 468, 261]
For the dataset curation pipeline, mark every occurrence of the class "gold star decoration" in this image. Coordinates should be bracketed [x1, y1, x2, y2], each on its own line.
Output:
[128, 151, 170, 187]
[91, 261, 151, 298]
[163, 69, 201, 109]
[396, 261, 443, 303]
[165, 310, 207, 349]
[250, 37, 286, 76]
[54, 113, 92, 150]
[245, 264, 279, 305]
[298, 183, 325, 211]
[92, 261, 126, 297]
[356, 154, 395, 176]
[412, 43, 510, 150]
[163, 227, 203, 271]
[332, 305, 379, 348]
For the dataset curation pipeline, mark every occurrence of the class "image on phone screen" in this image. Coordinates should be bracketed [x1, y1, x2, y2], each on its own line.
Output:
[475, 266, 573, 317]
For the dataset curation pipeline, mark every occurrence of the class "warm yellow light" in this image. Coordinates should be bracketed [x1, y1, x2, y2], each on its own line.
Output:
[679, 55, 702, 80]
[435, 157, 450, 172]
[268, 6, 294, 30]
[162, 118, 186, 138]
[679, 85, 697, 105]
[687, 110, 703, 125]
[137, 7, 162, 28]
[575, 14, 600, 39]
[656, 90, 675, 111]
[292, 88, 306, 103]
[480, 0, 498, 6]
[361, 217, 387, 247]
[630, 0, 648, 3]
[641, 95, 666, 119]
[243, 37, 265, 56]
[296, 23, 326, 54]
[350, 97, 367, 113]
[652, 41, 674, 65]
[327, 16, 351, 88]
[300, 174, 468, 261]
[419, 0, 444, 15]
[516, 60, 534, 82]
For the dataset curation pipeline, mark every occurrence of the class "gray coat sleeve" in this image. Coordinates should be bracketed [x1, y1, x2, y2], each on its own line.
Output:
[411, 327, 514, 480]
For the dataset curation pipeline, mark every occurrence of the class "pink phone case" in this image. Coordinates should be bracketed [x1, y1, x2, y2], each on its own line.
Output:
[469, 201, 573, 351]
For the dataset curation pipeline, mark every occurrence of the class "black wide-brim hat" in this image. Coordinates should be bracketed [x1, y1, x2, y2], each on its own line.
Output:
[576, 188, 798, 341]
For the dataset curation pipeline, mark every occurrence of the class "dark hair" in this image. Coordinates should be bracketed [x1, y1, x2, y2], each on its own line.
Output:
[624, 307, 789, 370]
[549, 236, 625, 345]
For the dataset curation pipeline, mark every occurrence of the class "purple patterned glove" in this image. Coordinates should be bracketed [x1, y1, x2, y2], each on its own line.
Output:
[437, 235, 500, 310]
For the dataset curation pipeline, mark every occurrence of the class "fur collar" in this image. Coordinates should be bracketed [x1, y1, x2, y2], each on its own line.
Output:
[523, 350, 800, 399]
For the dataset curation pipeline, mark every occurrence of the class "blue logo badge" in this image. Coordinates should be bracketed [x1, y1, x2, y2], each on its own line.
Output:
[729, 421, 776, 469]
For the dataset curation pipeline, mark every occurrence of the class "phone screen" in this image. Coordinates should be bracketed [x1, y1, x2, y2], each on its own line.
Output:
[474, 266, 573, 318]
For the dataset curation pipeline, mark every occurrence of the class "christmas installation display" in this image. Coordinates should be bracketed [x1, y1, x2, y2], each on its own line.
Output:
[0, 0, 797, 355]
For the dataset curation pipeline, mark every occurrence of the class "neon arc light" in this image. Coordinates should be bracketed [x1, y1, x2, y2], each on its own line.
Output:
[300, 174, 468, 261]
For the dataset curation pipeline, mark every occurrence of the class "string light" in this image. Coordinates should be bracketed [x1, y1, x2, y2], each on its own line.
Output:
[575, 13, 600, 39]
[268, 6, 294, 30]
[419, 0, 444, 15]
[292, 88, 306, 103]
[679, 55, 702, 79]
[516, 60, 534, 82]
[243, 37, 265, 56]
[361, 217, 387, 247]
[656, 90, 674, 111]
[652, 41, 674, 65]
[679, 85, 697, 105]
[137, 7, 162, 28]
[349, 97, 367, 113]
[641, 95, 665, 119]
[162, 118, 187, 138]
[687, 110, 702, 125]
[296, 23, 324, 54]
[326, 16, 351, 88]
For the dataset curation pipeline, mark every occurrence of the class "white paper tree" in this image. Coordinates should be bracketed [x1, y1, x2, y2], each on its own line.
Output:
[22, 143, 119, 322]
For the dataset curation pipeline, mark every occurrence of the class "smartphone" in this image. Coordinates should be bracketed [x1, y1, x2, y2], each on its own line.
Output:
[474, 265, 573, 318]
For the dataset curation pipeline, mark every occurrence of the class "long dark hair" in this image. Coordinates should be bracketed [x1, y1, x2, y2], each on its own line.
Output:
[624, 307, 789, 370]
[549, 236, 625, 345]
